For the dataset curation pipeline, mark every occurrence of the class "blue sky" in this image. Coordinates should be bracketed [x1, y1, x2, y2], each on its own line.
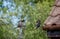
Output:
[0, 0, 29, 27]
[0, 0, 22, 27]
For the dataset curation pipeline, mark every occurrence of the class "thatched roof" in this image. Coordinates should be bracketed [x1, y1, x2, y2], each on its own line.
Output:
[43, 0, 60, 30]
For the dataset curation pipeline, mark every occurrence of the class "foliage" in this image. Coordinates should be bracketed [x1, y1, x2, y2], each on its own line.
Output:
[0, 0, 55, 39]
[0, 19, 19, 39]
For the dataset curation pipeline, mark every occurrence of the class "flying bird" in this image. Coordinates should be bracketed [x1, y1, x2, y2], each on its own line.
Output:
[18, 20, 25, 28]
[36, 19, 41, 29]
